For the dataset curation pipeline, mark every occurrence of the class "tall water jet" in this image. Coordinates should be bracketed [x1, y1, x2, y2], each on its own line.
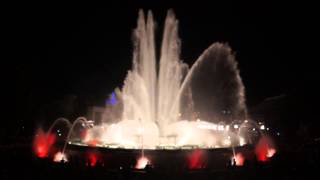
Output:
[157, 10, 188, 135]
[122, 10, 157, 125]
[122, 10, 189, 136]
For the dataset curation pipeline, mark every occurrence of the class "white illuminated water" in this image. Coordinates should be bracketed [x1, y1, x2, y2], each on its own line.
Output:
[75, 10, 248, 149]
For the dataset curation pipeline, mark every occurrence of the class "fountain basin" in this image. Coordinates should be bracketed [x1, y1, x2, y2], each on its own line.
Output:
[64, 143, 255, 170]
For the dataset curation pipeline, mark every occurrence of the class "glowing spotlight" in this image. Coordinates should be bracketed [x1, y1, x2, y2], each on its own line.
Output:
[88, 153, 98, 167]
[135, 156, 149, 169]
[267, 148, 276, 158]
[87, 139, 99, 147]
[189, 150, 205, 169]
[53, 152, 68, 162]
[33, 128, 56, 158]
[233, 124, 239, 129]
[255, 136, 276, 162]
[233, 153, 245, 166]
[260, 125, 265, 130]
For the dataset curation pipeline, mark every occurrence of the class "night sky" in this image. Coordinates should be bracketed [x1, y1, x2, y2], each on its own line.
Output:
[6, 1, 319, 138]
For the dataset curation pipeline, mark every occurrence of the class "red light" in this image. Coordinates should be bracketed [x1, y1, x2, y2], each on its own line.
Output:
[255, 136, 276, 162]
[188, 150, 205, 169]
[88, 153, 98, 167]
[33, 128, 56, 158]
[87, 139, 99, 147]
[234, 153, 245, 166]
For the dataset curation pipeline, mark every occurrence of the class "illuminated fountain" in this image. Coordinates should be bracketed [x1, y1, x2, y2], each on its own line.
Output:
[34, 10, 277, 168]
[80, 9, 247, 149]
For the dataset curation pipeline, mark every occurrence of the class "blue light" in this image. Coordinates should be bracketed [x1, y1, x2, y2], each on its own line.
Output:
[106, 91, 117, 106]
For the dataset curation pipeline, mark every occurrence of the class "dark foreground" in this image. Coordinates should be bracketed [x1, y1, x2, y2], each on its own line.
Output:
[1, 141, 319, 180]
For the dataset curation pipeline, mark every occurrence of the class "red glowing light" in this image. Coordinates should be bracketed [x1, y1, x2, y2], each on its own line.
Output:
[87, 139, 99, 147]
[255, 136, 276, 162]
[188, 150, 205, 169]
[234, 153, 245, 166]
[88, 153, 98, 167]
[33, 128, 56, 158]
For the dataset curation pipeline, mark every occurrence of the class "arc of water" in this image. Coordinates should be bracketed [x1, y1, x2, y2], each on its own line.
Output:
[168, 43, 247, 123]
[62, 117, 89, 156]
[168, 44, 223, 121]
[46, 117, 71, 138]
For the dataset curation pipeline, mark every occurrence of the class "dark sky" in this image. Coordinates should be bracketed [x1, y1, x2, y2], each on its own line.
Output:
[6, 1, 319, 135]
